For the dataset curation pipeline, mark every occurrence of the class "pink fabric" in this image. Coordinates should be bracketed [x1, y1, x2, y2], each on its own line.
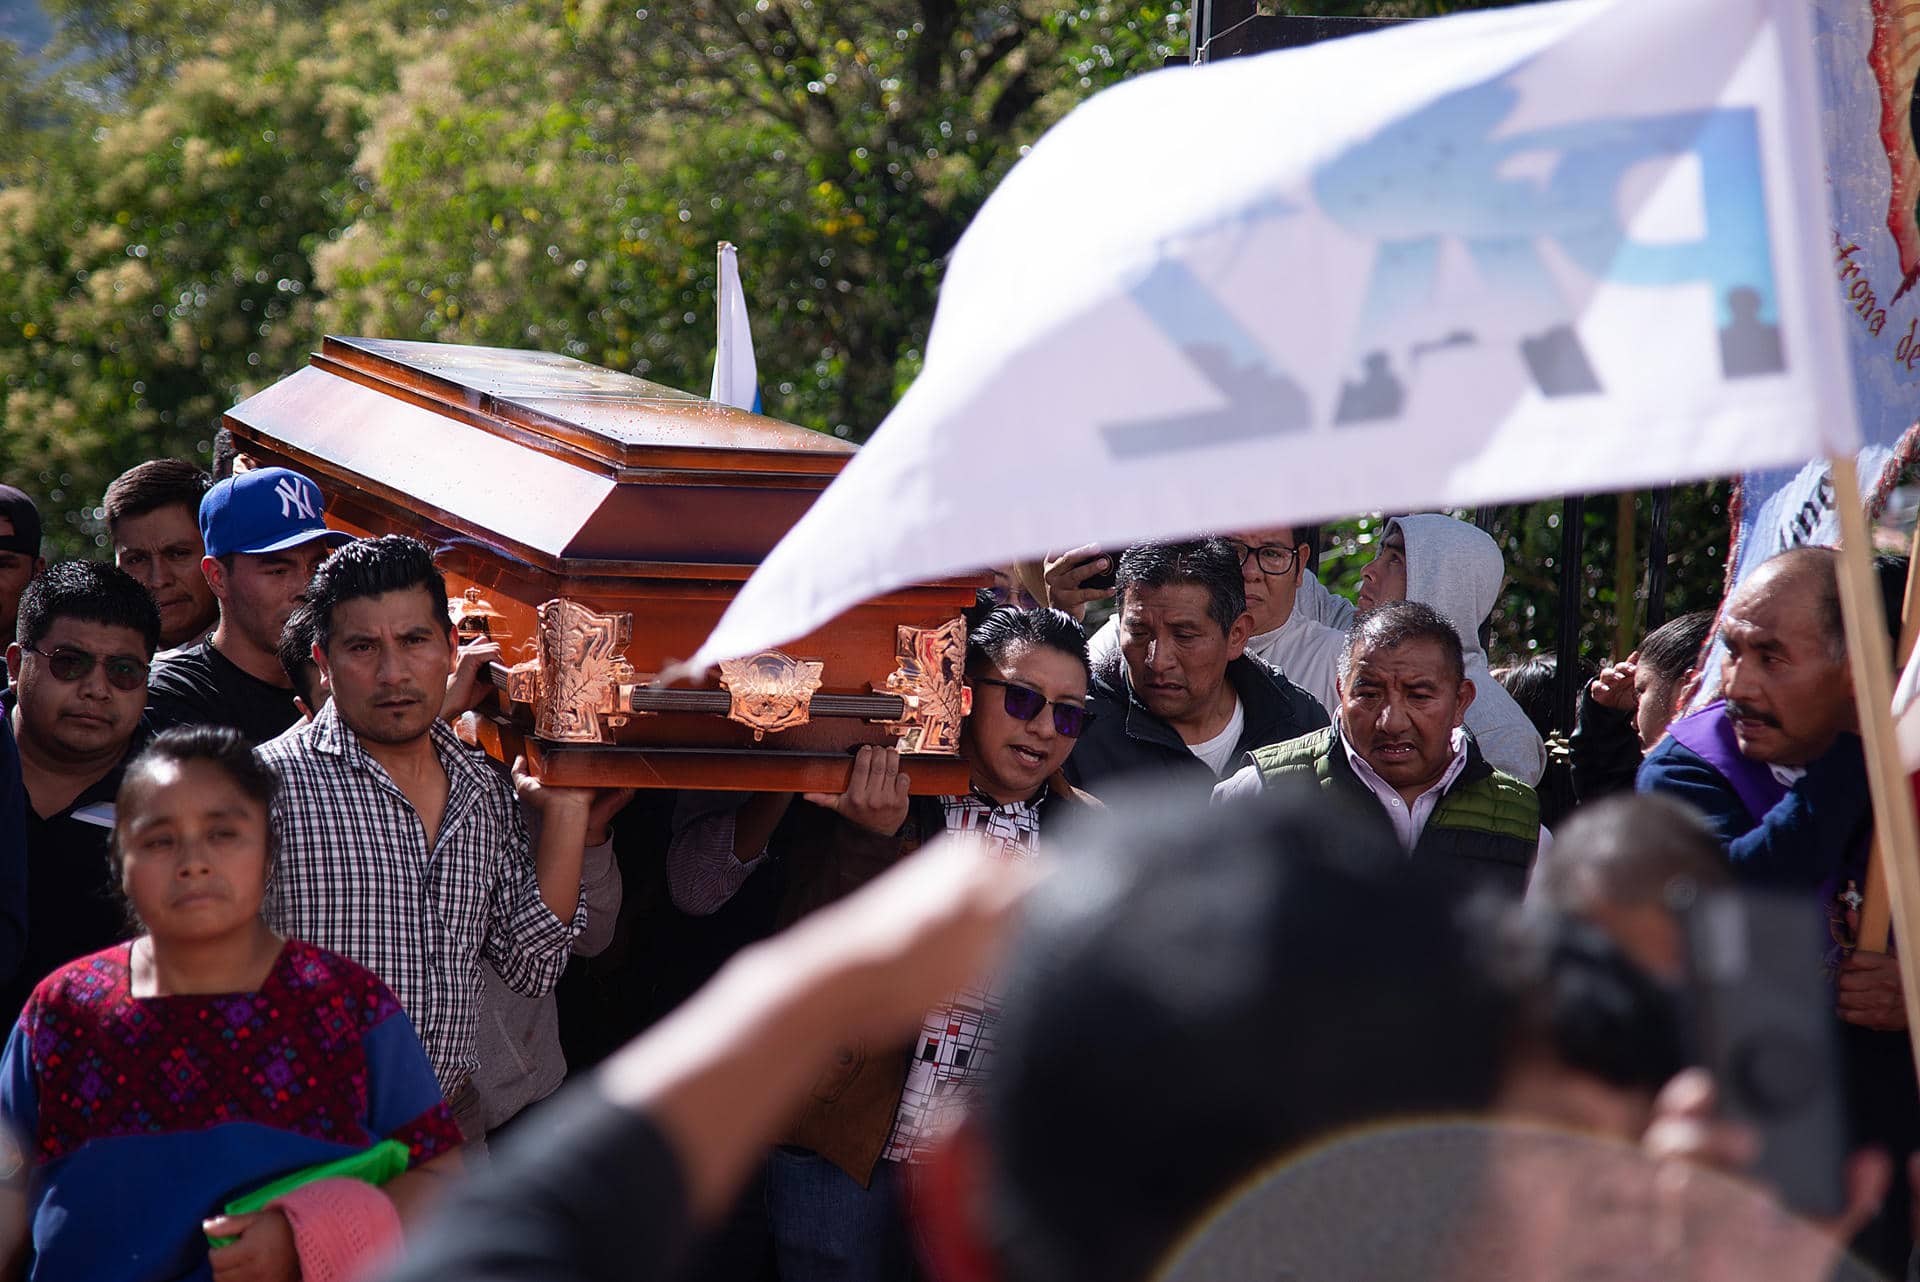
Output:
[267, 1176, 404, 1282]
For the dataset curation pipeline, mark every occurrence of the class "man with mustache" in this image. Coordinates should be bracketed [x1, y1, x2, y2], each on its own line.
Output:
[1216, 600, 1543, 895]
[1637, 546, 1918, 1275]
[1637, 548, 1872, 900]
[1346, 514, 1547, 785]
[257, 536, 612, 1147]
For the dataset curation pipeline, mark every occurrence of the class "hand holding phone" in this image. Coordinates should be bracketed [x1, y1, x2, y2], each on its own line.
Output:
[1042, 544, 1119, 617]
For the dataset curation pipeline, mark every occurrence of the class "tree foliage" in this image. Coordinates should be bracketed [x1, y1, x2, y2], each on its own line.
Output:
[0, 0, 1744, 679]
[1, 0, 1189, 555]
[0, 2, 478, 552]
[319, 0, 1190, 437]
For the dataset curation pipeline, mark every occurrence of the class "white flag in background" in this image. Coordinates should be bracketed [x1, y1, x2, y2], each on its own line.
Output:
[709, 242, 762, 413]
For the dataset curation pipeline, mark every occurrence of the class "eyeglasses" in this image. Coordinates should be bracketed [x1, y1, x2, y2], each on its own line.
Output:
[973, 677, 1093, 738]
[1225, 541, 1303, 576]
[25, 644, 149, 692]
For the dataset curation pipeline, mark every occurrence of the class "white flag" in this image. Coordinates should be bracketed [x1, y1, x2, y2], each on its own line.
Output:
[709, 242, 761, 413]
[686, 0, 1859, 673]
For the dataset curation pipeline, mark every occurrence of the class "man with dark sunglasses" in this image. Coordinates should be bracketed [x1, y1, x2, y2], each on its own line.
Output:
[663, 603, 1097, 1281]
[2, 561, 161, 1019]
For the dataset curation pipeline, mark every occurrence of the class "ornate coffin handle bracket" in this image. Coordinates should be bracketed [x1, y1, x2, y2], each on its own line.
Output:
[448, 586, 510, 643]
[499, 602, 970, 755]
[504, 598, 645, 744]
[884, 617, 971, 755]
[717, 651, 826, 741]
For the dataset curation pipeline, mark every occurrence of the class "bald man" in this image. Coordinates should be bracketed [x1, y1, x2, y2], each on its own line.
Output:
[1638, 546, 1919, 1274]
[1637, 548, 1867, 889]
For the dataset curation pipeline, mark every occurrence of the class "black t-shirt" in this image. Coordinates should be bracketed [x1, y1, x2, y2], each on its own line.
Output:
[383, 1085, 688, 1282]
[145, 637, 301, 749]
[1, 751, 136, 1021]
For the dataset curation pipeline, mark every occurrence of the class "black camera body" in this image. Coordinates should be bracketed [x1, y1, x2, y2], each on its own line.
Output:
[1682, 886, 1850, 1218]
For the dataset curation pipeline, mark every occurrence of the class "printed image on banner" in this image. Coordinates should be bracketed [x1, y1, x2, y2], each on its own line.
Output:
[1729, 0, 1920, 585]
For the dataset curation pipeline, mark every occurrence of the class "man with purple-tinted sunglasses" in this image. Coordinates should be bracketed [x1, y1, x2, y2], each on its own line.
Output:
[662, 602, 1099, 1282]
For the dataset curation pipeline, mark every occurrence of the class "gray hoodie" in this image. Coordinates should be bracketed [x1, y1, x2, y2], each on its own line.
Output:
[1385, 514, 1546, 786]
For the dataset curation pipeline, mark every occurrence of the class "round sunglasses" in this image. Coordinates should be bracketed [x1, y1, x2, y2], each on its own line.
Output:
[25, 644, 149, 692]
[973, 677, 1092, 738]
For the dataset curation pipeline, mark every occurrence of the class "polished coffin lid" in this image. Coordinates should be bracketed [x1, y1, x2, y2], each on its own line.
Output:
[224, 337, 975, 794]
[227, 335, 857, 573]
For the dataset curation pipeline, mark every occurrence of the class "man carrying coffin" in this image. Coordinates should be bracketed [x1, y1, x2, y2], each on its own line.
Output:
[1065, 538, 1326, 795]
[665, 603, 1097, 1280]
[259, 536, 604, 1145]
[146, 466, 352, 745]
[1216, 600, 1544, 896]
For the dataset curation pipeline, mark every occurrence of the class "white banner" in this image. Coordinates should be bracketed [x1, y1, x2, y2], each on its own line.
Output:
[1727, 1, 1920, 582]
[686, 0, 1860, 673]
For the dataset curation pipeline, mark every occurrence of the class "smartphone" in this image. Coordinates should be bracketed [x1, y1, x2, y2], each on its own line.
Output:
[1681, 886, 1850, 1218]
[1074, 552, 1118, 592]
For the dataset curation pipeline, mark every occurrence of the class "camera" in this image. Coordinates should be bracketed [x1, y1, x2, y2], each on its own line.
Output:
[1681, 885, 1850, 1218]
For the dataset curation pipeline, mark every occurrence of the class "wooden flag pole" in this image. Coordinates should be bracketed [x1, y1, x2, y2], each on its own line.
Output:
[1851, 507, 1920, 952]
[1860, 843, 1892, 952]
[1901, 513, 1920, 670]
[1829, 455, 1920, 1059]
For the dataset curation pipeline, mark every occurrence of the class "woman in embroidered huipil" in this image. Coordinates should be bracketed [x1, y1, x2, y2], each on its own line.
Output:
[0, 726, 462, 1281]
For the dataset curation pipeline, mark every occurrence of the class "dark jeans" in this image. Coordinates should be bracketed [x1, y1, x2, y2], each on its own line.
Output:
[766, 1146, 914, 1282]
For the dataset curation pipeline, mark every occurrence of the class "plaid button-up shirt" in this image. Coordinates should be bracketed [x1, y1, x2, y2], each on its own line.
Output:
[882, 791, 1042, 1164]
[258, 701, 585, 1092]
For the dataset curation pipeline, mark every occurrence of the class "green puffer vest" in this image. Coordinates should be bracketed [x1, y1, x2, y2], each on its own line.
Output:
[1248, 726, 1539, 895]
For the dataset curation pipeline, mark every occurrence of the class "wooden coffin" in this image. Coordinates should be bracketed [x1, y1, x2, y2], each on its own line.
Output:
[224, 336, 976, 794]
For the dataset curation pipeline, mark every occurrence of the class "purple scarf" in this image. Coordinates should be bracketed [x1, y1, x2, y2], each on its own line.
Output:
[1665, 700, 1789, 824]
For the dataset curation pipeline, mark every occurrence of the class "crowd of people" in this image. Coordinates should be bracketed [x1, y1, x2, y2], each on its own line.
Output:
[0, 438, 1910, 1282]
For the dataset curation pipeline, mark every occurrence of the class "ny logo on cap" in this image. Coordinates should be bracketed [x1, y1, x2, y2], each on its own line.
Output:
[276, 476, 318, 521]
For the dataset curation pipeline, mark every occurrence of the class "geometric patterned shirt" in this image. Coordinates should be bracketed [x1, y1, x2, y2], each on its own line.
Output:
[257, 701, 584, 1093]
[882, 791, 1041, 1164]
[1, 938, 462, 1280]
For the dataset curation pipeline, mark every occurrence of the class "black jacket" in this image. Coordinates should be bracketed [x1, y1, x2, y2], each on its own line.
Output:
[1064, 648, 1328, 797]
[1569, 687, 1642, 807]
